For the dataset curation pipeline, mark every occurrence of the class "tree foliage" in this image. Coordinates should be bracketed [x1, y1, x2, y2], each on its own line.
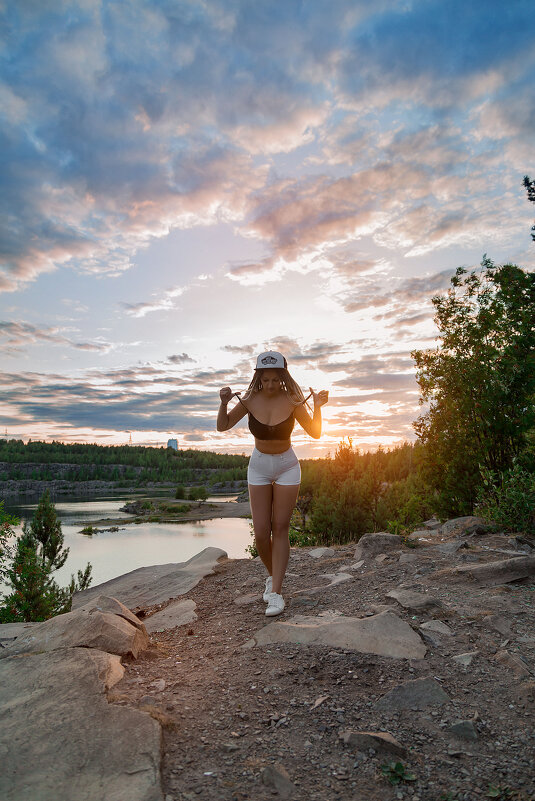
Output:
[0, 500, 18, 584]
[523, 174, 535, 241]
[412, 258, 535, 516]
[297, 440, 433, 544]
[0, 491, 93, 622]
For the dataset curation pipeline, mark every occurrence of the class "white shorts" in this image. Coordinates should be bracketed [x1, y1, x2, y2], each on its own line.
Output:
[247, 447, 301, 486]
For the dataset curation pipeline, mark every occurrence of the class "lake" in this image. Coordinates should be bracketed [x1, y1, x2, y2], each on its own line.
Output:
[2, 494, 253, 590]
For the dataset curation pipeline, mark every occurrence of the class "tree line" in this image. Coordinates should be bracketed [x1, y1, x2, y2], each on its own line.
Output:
[0, 440, 248, 469]
[0, 442, 248, 485]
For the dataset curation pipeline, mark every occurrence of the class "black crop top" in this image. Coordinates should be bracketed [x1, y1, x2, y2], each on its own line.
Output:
[248, 410, 295, 440]
[237, 397, 296, 440]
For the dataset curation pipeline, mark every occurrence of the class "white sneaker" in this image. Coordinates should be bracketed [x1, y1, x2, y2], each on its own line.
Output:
[265, 592, 285, 616]
[263, 575, 273, 602]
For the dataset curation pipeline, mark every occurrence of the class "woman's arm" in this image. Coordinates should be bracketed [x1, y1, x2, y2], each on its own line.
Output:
[217, 387, 248, 431]
[294, 389, 329, 439]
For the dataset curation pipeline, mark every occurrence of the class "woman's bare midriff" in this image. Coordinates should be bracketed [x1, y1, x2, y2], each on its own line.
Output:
[255, 438, 292, 455]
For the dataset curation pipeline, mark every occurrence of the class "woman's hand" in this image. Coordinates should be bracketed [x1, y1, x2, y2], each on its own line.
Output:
[310, 388, 329, 408]
[219, 386, 233, 405]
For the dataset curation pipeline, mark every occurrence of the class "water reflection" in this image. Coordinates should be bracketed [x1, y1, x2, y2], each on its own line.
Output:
[2, 495, 252, 589]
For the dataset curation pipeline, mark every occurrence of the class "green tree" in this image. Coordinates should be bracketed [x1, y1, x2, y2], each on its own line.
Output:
[412, 258, 535, 516]
[0, 501, 18, 585]
[523, 175, 535, 241]
[0, 492, 93, 622]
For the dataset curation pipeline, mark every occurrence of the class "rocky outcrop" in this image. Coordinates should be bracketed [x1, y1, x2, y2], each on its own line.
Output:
[248, 609, 427, 660]
[354, 532, 402, 559]
[447, 555, 535, 587]
[72, 546, 227, 610]
[0, 595, 162, 801]
[0, 605, 148, 660]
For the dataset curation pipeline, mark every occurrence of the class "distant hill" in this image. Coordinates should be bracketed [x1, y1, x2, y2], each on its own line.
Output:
[0, 439, 248, 487]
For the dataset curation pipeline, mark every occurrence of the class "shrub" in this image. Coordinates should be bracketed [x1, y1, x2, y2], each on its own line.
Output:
[475, 463, 535, 534]
[189, 486, 208, 501]
[175, 485, 186, 499]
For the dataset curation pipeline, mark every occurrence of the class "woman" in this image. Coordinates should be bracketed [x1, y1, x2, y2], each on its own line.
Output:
[217, 351, 328, 616]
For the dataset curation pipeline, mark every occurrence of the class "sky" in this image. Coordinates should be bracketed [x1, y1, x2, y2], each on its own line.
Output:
[1, 0, 534, 458]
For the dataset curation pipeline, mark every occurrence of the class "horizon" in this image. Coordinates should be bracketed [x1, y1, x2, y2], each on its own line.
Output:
[1, 1, 534, 459]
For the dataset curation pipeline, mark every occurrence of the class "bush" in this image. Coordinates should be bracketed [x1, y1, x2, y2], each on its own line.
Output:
[475, 463, 535, 534]
[175, 485, 186, 499]
[188, 486, 208, 501]
[80, 525, 98, 536]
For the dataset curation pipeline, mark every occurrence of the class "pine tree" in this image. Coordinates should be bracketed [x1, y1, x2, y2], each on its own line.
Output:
[0, 491, 93, 622]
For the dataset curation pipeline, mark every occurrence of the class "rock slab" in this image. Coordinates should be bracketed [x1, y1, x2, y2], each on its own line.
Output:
[387, 588, 443, 612]
[308, 547, 335, 558]
[72, 546, 227, 609]
[144, 599, 197, 633]
[441, 516, 488, 536]
[376, 677, 450, 710]
[0, 605, 148, 661]
[0, 648, 162, 801]
[354, 533, 402, 560]
[261, 763, 295, 798]
[252, 610, 427, 660]
[448, 720, 478, 741]
[449, 555, 535, 587]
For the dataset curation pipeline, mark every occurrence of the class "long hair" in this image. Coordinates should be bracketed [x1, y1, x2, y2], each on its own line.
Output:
[242, 367, 308, 407]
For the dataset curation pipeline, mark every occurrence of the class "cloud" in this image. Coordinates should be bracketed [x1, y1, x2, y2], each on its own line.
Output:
[0, 320, 112, 355]
[0, 367, 219, 433]
[329, 265, 455, 317]
[3, 0, 533, 297]
[122, 286, 185, 317]
[167, 352, 196, 365]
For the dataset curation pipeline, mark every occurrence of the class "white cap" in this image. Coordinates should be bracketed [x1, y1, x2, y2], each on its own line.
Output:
[255, 351, 287, 370]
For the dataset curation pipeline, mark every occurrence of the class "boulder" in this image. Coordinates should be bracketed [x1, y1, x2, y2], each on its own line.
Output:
[308, 547, 335, 558]
[420, 620, 453, 636]
[386, 588, 443, 612]
[339, 730, 406, 756]
[354, 533, 402, 560]
[448, 720, 478, 741]
[483, 614, 513, 637]
[494, 650, 531, 678]
[252, 610, 427, 660]
[441, 516, 489, 537]
[72, 546, 227, 609]
[0, 648, 162, 801]
[144, 599, 197, 633]
[448, 556, 535, 587]
[422, 518, 442, 530]
[408, 529, 436, 540]
[75, 594, 146, 632]
[434, 541, 464, 555]
[261, 763, 295, 798]
[0, 606, 148, 660]
[376, 677, 450, 710]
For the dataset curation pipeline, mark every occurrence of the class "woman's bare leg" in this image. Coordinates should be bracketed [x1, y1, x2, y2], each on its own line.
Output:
[271, 483, 300, 594]
[249, 484, 274, 575]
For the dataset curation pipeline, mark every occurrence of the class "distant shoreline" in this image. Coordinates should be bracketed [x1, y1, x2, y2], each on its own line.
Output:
[90, 499, 251, 528]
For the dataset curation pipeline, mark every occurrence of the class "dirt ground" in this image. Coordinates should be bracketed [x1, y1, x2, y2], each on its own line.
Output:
[111, 530, 535, 801]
